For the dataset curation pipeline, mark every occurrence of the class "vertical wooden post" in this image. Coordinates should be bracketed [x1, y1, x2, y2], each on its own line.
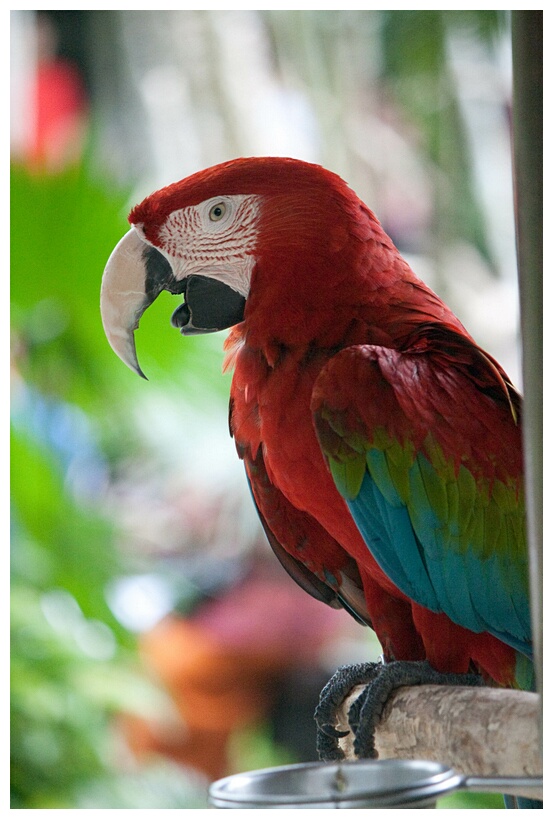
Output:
[510, 11, 543, 714]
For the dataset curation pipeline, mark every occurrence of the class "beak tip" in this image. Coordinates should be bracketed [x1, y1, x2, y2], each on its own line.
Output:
[102, 322, 148, 381]
[121, 345, 148, 381]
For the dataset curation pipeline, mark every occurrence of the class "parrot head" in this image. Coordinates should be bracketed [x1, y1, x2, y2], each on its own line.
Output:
[101, 156, 383, 377]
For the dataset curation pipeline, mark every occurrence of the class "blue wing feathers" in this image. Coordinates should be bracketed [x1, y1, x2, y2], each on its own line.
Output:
[312, 343, 533, 676]
[349, 470, 440, 611]
[348, 452, 532, 658]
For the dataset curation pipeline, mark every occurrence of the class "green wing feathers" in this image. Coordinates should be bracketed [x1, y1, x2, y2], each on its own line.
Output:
[312, 340, 532, 661]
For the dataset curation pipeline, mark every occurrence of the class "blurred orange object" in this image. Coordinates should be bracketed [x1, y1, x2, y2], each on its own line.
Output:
[119, 572, 352, 780]
[142, 614, 286, 733]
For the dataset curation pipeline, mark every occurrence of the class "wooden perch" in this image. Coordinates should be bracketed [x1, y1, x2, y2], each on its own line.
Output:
[335, 684, 542, 800]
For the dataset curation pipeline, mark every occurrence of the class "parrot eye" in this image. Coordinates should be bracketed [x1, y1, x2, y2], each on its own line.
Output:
[209, 202, 227, 222]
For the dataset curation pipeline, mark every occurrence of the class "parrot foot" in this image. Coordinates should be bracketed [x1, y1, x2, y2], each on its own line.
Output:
[315, 661, 384, 760]
[315, 659, 483, 761]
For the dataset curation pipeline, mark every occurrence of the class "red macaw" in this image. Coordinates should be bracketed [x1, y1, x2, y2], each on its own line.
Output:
[100, 157, 534, 774]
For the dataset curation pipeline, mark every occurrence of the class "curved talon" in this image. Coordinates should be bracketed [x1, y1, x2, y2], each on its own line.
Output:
[315, 707, 350, 760]
[317, 723, 350, 740]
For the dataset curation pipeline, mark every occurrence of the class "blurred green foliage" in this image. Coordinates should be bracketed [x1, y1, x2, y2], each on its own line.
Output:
[438, 791, 504, 809]
[10, 164, 229, 420]
[10, 162, 223, 807]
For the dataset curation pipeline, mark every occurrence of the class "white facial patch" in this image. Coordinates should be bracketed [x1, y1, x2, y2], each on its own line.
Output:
[156, 194, 262, 298]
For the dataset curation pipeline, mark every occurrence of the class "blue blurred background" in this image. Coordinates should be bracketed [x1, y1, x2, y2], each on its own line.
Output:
[10, 10, 519, 808]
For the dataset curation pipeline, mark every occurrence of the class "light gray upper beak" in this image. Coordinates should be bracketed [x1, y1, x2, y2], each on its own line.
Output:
[100, 228, 151, 379]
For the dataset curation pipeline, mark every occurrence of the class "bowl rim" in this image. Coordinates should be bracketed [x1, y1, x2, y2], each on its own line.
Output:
[208, 758, 463, 807]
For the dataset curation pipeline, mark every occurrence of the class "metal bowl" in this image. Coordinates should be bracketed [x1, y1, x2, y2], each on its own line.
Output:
[208, 758, 463, 809]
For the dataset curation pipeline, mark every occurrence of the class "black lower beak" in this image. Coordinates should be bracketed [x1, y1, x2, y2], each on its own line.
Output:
[170, 275, 246, 335]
